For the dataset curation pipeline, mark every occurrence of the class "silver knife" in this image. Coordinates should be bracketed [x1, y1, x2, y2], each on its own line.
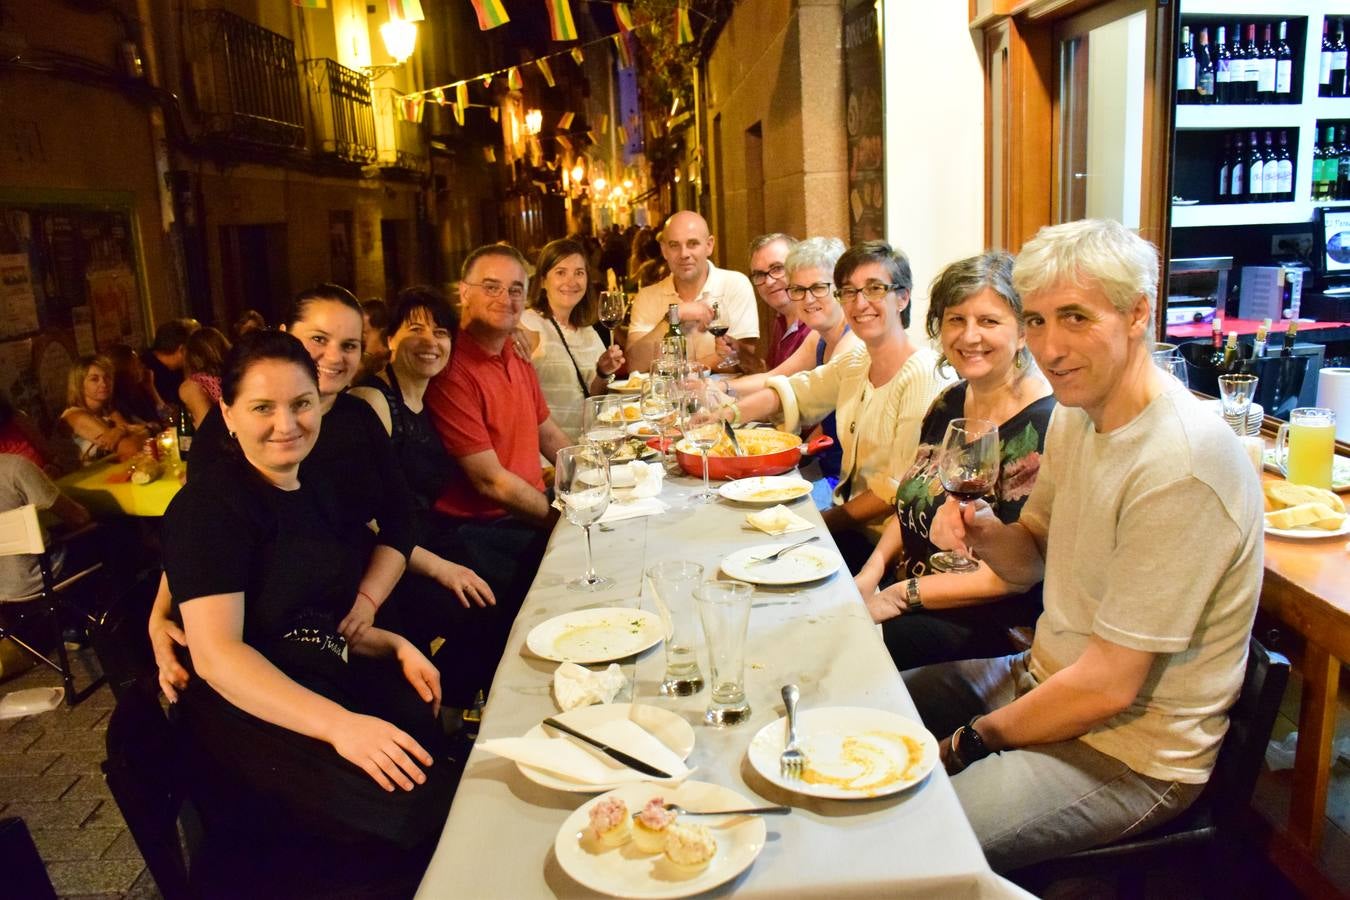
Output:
[542, 717, 673, 779]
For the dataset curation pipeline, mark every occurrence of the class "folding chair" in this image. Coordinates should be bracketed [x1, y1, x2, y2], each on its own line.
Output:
[0, 504, 105, 705]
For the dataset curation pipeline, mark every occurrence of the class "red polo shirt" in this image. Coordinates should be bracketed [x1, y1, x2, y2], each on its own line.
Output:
[768, 314, 810, 369]
[426, 332, 551, 519]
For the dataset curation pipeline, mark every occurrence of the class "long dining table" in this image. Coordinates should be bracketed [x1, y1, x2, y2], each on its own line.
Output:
[417, 473, 1029, 898]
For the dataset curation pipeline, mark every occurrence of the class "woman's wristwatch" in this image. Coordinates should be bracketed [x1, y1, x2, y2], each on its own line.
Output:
[595, 361, 616, 384]
[951, 715, 992, 770]
[903, 577, 924, 611]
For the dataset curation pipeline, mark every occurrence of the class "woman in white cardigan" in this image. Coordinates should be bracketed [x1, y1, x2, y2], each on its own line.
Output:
[720, 241, 948, 568]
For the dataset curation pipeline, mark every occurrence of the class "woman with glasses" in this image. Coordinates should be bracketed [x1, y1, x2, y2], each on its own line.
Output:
[855, 251, 1055, 670]
[720, 240, 948, 568]
[519, 239, 626, 440]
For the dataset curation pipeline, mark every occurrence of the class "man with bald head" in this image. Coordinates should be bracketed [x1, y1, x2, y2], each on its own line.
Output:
[626, 211, 759, 372]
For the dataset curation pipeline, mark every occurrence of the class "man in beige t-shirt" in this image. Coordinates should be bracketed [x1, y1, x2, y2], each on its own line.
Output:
[907, 219, 1263, 872]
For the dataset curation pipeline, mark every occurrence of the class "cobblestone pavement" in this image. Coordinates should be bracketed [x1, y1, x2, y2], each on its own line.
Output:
[0, 651, 161, 899]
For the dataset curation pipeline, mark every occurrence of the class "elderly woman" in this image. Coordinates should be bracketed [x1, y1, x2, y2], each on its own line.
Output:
[60, 354, 149, 464]
[723, 241, 948, 567]
[178, 327, 232, 427]
[855, 251, 1056, 669]
[161, 331, 454, 889]
[520, 238, 625, 439]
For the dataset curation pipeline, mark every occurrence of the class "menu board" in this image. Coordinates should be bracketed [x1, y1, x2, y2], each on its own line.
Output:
[843, 1, 885, 243]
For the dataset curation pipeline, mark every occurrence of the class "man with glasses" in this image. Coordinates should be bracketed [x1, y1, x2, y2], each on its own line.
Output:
[626, 211, 760, 373]
[425, 245, 571, 601]
[748, 233, 811, 370]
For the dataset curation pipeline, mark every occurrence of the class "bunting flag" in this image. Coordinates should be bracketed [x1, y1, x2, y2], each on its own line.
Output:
[483, 146, 496, 163]
[431, 87, 446, 105]
[598, 113, 608, 132]
[455, 82, 469, 110]
[482, 75, 492, 88]
[613, 3, 633, 32]
[507, 67, 523, 90]
[613, 32, 633, 69]
[452, 102, 465, 126]
[399, 95, 425, 123]
[571, 48, 585, 65]
[489, 106, 499, 122]
[557, 111, 575, 130]
[676, 6, 693, 44]
[556, 135, 573, 152]
[546, 0, 578, 41]
[292, 0, 327, 7]
[468, 0, 509, 30]
[617, 125, 628, 144]
[388, 0, 424, 21]
[536, 58, 556, 88]
[587, 130, 598, 144]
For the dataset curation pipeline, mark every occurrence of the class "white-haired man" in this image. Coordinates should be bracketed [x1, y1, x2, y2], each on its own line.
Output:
[909, 218, 1263, 872]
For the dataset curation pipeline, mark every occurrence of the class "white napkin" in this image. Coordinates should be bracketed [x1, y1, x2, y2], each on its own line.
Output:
[600, 497, 669, 523]
[478, 718, 692, 784]
[746, 504, 815, 536]
[627, 460, 665, 498]
[553, 662, 627, 711]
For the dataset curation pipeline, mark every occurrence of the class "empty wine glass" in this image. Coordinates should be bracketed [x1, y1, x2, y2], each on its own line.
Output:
[640, 374, 678, 450]
[556, 444, 612, 591]
[929, 417, 1000, 575]
[709, 302, 737, 371]
[685, 381, 724, 503]
[583, 395, 630, 461]
[1153, 351, 1189, 389]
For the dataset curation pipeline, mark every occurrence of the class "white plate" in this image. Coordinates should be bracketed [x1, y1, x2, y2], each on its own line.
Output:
[598, 405, 643, 425]
[720, 543, 842, 586]
[526, 608, 665, 663]
[626, 421, 662, 439]
[747, 706, 939, 800]
[717, 476, 812, 505]
[1264, 517, 1350, 539]
[555, 780, 767, 899]
[518, 704, 696, 793]
[610, 378, 648, 394]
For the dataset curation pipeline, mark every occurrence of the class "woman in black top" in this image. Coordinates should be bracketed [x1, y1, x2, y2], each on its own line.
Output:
[161, 332, 453, 878]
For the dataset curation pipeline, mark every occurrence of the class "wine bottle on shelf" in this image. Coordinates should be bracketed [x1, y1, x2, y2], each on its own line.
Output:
[1318, 126, 1337, 200]
[1244, 24, 1261, 104]
[1338, 127, 1350, 201]
[1231, 131, 1247, 202]
[1248, 130, 1266, 202]
[1232, 24, 1250, 104]
[1253, 319, 1270, 358]
[1216, 25, 1233, 104]
[1197, 27, 1216, 104]
[1280, 319, 1298, 357]
[1208, 318, 1225, 367]
[1322, 18, 1335, 98]
[1177, 25, 1197, 104]
[1275, 131, 1293, 202]
[1261, 132, 1279, 202]
[1221, 332, 1240, 371]
[1276, 21, 1293, 103]
[1334, 21, 1348, 97]
[1218, 134, 1232, 204]
[1257, 24, 1276, 104]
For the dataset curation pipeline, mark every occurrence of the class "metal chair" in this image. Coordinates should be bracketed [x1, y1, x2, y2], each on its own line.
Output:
[1009, 636, 1290, 897]
[0, 504, 105, 705]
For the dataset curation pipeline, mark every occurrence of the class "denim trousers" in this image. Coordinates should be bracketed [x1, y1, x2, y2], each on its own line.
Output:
[903, 652, 1205, 872]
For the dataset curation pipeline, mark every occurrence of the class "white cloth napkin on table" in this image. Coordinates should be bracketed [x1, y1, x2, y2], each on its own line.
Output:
[746, 504, 814, 536]
[553, 662, 627, 711]
[600, 497, 668, 523]
[477, 718, 692, 785]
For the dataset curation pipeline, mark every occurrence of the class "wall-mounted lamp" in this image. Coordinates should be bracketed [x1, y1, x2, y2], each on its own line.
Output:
[525, 108, 543, 136]
[380, 18, 418, 64]
[571, 159, 586, 183]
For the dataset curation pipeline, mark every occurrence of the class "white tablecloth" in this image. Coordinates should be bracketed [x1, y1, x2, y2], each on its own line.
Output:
[417, 475, 1030, 898]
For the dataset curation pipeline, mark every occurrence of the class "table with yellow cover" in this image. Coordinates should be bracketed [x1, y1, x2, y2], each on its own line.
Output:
[56, 459, 183, 518]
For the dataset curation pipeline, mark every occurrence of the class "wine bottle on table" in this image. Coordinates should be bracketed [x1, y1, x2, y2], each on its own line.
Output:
[1257, 24, 1277, 104]
[1276, 130, 1293, 202]
[1244, 24, 1261, 103]
[1197, 27, 1217, 104]
[1208, 317, 1225, 368]
[1281, 319, 1299, 357]
[176, 407, 194, 463]
[1322, 18, 1335, 97]
[1253, 319, 1270, 357]
[1177, 25, 1197, 104]
[1334, 21, 1349, 97]
[666, 303, 686, 361]
[1276, 21, 1294, 103]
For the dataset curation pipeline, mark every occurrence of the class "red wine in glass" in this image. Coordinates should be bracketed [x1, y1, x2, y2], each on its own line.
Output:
[708, 323, 730, 338]
[944, 477, 994, 504]
[929, 418, 1000, 575]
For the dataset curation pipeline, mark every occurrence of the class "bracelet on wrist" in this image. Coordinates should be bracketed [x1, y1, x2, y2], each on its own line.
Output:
[356, 590, 378, 611]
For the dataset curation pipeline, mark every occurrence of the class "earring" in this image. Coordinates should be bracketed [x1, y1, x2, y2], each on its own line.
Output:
[228, 430, 237, 439]
[1014, 352, 1026, 370]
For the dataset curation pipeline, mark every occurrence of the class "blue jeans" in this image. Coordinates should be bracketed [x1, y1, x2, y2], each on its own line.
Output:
[903, 652, 1205, 872]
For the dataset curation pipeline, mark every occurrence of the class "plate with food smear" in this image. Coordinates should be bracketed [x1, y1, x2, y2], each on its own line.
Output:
[717, 475, 813, 505]
[526, 608, 665, 664]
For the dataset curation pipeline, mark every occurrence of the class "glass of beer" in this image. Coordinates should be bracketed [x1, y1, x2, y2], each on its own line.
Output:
[1275, 407, 1336, 490]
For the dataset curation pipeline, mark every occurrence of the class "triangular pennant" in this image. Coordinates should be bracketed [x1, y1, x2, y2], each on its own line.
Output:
[456, 82, 469, 110]
[546, 0, 578, 41]
[483, 146, 497, 163]
[508, 67, 523, 90]
[468, 0, 509, 30]
[613, 32, 633, 69]
[557, 111, 575, 130]
[536, 58, 556, 88]
[453, 102, 465, 126]
[598, 113, 609, 133]
[613, 2, 633, 32]
[400, 95, 425, 123]
[489, 106, 499, 122]
[587, 130, 597, 144]
[676, 6, 693, 44]
[556, 134, 572, 152]
[292, 0, 328, 8]
[388, 0, 424, 21]
[571, 48, 585, 65]
[431, 87, 446, 105]
[617, 125, 628, 144]
[482, 75, 492, 88]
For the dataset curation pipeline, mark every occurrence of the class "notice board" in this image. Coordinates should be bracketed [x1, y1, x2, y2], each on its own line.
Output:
[844, 1, 885, 244]
[0, 196, 148, 433]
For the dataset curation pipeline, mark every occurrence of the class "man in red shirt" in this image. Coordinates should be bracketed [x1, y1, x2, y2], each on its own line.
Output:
[749, 233, 809, 369]
[425, 244, 571, 600]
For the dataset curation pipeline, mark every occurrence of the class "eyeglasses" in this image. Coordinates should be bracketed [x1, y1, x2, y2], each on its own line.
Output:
[749, 263, 787, 285]
[835, 283, 902, 304]
[465, 280, 526, 300]
[786, 282, 834, 302]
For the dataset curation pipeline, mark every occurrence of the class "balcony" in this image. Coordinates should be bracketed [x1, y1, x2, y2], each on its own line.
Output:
[374, 89, 429, 175]
[304, 58, 378, 164]
[189, 9, 305, 150]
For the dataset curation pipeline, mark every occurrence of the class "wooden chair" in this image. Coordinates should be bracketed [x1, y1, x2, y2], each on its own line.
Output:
[0, 504, 105, 705]
[1009, 636, 1290, 897]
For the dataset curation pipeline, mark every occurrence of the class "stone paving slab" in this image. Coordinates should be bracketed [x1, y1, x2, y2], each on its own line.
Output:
[0, 772, 78, 801]
[29, 826, 121, 861]
[83, 800, 127, 830]
[46, 750, 109, 776]
[0, 750, 60, 775]
[4, 798, 101, 829]
[101, 828, 144, 861]
[46, 859, 146, 896]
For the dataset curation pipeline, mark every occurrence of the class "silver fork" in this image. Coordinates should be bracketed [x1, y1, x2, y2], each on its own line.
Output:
[780, 683, 805, 778]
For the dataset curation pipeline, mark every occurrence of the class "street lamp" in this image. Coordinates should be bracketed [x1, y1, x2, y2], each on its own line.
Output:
[571, 159, 586, 183]
[525, 109, 543, 136]
[380, 17, 418, 64]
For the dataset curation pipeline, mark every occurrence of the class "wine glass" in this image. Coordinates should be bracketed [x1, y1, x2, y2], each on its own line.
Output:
[684, 381, 725, 503]
[1153, 351, 1189, 389]
[929, 418, 1000, 575]
[598, 291, 627, 352]
[556, 444, 612, 591]
[639, 374, 678, 451]
[709, 302, 737, 371]
[583, 395, 630, 461]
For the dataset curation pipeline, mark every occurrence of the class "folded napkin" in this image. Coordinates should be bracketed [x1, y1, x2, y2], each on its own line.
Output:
[627, 460, 665, 498]
[479, 718, 692, 785]
[553, 662, 627, 711]
[746, 504, 814, 536]
[599, 497, 669, 524]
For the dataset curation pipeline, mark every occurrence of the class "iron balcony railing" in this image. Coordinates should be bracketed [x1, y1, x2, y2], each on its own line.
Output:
[189, 9, 305, 149]
[374, 89, 429, 174]
[304, 58, 378, 164]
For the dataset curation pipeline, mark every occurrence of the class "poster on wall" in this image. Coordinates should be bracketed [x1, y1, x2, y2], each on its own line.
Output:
[843, 1, 885, 244]
[0, 253, 40, 338]
[86, 266, 137, 346]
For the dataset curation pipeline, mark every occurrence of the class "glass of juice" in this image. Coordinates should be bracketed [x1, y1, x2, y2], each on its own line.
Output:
[1275, 407, 1336, 490]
